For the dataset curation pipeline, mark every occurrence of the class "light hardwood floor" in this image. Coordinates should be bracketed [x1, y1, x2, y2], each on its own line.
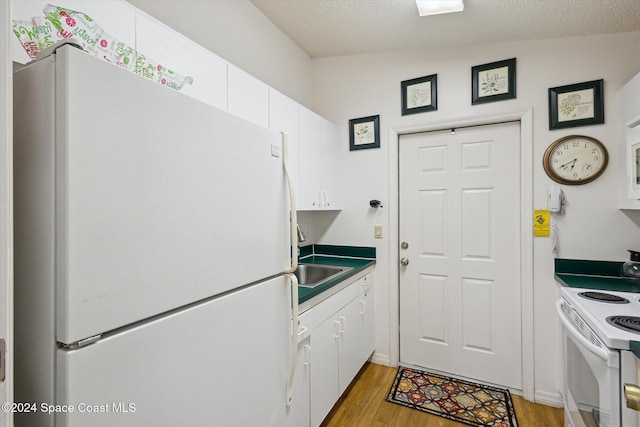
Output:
[321, 362, 564, 427]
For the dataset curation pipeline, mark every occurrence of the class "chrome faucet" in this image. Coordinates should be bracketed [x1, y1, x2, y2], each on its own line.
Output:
[296, 224, 306, 243]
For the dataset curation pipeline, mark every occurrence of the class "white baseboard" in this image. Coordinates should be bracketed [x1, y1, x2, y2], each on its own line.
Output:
[534, 390, 564, 408]
[370, 352, 392, 367]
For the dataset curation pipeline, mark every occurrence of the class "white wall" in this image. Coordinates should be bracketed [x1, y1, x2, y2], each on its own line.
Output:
[311, 31, 640, 403]
[127, 0, 313, 107]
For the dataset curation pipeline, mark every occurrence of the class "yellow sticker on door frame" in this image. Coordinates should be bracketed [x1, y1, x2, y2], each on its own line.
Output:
[534, 210, 550, 237]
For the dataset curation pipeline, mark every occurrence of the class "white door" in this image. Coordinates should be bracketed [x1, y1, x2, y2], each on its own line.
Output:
[399, 122, 522, 389]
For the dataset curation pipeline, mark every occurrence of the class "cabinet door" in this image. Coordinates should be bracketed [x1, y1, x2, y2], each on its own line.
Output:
[228, 64, 269, 127]
[319, 118, 342, 210]
[290, 336, 311, 427]
[626, 126, 640, 199]
[310, 315, 340, 427]
[135, 12, 227, 111]
[270, 90, 300, 196]
[338, 296, 363, 395]
[357, 286, 375, 367]
[296, 106, 343, 211]
[298, 106, 325, 210]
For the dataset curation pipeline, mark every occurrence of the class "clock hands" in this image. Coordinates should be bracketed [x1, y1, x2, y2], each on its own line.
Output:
[556, 158, 577, 171]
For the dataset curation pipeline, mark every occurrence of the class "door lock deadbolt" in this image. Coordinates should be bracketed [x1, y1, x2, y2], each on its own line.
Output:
[401, 242, 409, 250]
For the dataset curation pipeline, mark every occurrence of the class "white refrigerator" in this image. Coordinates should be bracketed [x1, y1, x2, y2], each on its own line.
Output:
[14, 44, 296, 427]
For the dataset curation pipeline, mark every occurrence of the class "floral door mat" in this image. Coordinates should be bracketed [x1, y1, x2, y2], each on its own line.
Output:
[386, 366, 518, 426]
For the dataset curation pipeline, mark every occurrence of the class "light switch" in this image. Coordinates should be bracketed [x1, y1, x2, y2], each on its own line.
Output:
[374, 225, 383, 239]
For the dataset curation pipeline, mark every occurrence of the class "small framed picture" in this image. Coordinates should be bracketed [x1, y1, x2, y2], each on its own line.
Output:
[349, 115, 380, 151]
[548, 79, 604, 130]
[471, 58, 516, 104]
[401, 74, 437, 115]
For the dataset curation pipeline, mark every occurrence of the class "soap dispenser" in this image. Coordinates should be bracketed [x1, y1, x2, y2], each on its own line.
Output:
[622, 250, 640, 278]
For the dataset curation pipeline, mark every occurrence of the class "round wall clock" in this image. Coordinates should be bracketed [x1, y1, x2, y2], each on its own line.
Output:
[542, 135, 608, 185]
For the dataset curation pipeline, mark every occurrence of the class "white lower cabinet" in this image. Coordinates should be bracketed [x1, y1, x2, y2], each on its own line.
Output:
[290, 270, 375, 427]
[310, 313, 341, 427]
[357, 283, 375, 371]
[290, 335, 311, 427]
[337, 295, 365, 395]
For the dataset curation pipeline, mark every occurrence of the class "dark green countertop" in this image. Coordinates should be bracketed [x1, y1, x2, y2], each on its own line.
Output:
[295, 245, 376, 304]
[554, 258, 640, 293]
[555, 273, 640, 293]
[631, 341, 640, 359]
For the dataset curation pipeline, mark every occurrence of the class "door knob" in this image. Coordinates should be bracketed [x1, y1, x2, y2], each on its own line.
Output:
[625, 384, 640, 411]
[400, 257, 409, 266]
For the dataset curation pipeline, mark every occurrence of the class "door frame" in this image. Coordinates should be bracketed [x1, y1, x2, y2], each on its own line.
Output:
[388, 109, 534, 400]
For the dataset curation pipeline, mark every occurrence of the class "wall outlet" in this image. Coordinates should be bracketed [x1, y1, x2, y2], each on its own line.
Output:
[374, 225, 383, 239]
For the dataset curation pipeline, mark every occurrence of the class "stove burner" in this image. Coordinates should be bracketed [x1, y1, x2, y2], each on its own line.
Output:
[578, 291, 629, 304]
[607, 316, 640, 333]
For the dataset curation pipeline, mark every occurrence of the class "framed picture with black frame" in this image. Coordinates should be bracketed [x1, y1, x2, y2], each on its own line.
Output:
[471, 58, 516, 104]
[401, 74, 437, 115]
[349, 115, 380, 151]
[548, 79, 604, 130]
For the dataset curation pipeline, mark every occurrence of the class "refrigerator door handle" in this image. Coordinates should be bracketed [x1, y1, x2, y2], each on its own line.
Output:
[282, 132, 299, 407]
[285, 272, 298, 407]
[282, 131, 298, 274]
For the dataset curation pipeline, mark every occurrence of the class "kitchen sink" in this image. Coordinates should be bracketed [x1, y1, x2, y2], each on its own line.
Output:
[293, 264, 352, 288]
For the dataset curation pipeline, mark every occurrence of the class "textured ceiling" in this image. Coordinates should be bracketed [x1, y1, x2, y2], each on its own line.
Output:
[249, 0, 640, 58]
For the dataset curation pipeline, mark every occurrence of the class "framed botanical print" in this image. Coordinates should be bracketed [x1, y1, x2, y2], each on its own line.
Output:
[401, 74, 437, 115]
[349, 115, 380, 151]
[548, 79, 604, 130]
[471, 58, 516, 104]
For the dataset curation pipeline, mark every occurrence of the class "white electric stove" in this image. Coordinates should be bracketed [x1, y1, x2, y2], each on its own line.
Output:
[560, 287, 640, 350]
[557, 286, 640, 427]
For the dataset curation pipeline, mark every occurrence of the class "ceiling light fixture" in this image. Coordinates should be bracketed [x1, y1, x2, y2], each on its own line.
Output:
[416, 0, 464, 17]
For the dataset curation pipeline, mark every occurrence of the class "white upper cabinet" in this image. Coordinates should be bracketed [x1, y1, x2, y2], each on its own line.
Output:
[269, 89, 300, 195]
[618, 72, 640, 208]
[228, 64, 269, 128]
[134, 12, 227, 111]
[12, 0, 341, 209]
[298, 106, 343, 211]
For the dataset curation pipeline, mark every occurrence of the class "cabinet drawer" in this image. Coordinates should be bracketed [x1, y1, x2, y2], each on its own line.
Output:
[297, 309, 313, 342]
[307, 279, 360, 330]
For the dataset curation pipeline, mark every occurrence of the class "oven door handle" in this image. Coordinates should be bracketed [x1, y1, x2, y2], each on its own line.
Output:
[556, 300, 611, 363]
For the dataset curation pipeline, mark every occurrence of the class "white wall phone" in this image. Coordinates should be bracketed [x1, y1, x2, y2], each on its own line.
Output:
[548, 184, 565, 214]
[548, 184, 565, 255]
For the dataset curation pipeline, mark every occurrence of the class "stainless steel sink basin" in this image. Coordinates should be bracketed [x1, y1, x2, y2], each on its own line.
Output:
[294, 264, 352, 288]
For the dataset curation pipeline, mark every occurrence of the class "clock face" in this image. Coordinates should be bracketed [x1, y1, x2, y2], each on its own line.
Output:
[543, 135, 608, 185]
